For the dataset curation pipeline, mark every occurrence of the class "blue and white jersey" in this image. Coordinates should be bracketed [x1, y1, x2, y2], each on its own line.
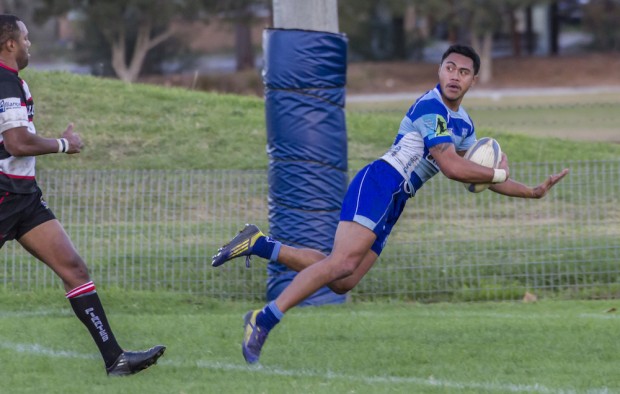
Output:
[380, 84, 477, 196]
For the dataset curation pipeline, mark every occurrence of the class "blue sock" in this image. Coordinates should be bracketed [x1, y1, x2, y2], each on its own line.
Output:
[256, 301, 283, 331]
[252, 236, 281, 261]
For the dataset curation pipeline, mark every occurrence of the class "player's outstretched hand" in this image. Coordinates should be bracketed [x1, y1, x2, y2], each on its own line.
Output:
[532, 168, 570, 199]
[61, 123, 84, 154]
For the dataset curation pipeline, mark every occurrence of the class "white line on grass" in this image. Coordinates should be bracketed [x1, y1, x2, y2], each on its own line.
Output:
[1, 340, 613, 394]
[0, 309, 72, 318]
[192, 360, 563, 393]
[2, 308, 619, 321]
[0, 341, 96, 360]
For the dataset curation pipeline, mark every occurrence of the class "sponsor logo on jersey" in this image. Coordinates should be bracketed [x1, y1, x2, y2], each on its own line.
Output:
[389, 145, 402, 156]
[402, 154, 421, 174]
[0, 98, 23, 114]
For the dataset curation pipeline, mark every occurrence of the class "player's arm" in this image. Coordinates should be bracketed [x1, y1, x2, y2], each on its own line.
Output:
[430, 142, 509, 183]
[489, 168, 570, 199]
[3, 123, 83, 156]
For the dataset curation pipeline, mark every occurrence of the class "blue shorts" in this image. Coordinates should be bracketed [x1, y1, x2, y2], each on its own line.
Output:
[340, 160, 410, 256]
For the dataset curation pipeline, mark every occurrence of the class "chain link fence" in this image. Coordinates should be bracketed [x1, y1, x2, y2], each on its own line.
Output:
[2, 161, 619, 302]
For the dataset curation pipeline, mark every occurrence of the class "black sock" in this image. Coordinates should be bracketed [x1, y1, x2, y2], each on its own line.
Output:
[68, 287, 123, 368]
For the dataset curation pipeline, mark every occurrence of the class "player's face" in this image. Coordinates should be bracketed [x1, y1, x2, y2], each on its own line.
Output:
[438, 53, 477, 109]
[14, 21, 31, 70]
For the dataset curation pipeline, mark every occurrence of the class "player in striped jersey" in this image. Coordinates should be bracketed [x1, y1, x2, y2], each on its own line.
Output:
[213, 44, 569, 364]
[0, 14, 165, 375]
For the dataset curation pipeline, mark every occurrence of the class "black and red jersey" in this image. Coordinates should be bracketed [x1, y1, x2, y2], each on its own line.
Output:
[0, 62, 38, 193]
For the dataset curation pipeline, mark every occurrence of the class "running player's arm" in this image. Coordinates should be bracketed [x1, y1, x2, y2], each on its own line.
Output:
[3, 123, 82, 156]
[430, 142, 507, 183]
[3, 126, 61, 156]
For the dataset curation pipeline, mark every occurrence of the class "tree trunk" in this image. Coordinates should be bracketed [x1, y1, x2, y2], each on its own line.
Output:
[235, 15, 254, 71]
[128, 23, 155, 80]
[108, 22, 174, 83]
[235, 22, 254, 71]
[109, 28, 130, 82]
[525, 6, 535, 55]
[548, 2, 559, 55]
[471, 31, 493, 84]
[510, 10, 521, 57]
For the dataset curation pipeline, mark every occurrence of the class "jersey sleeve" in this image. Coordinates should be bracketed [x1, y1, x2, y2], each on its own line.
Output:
[407, 100, 453, 149]
[0, 80, 29, 133]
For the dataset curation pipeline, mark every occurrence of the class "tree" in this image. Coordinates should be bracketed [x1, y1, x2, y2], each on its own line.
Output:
[582, 0, 620, 51]
[34, 0, 205, 82]
[415, 0, 542, 84]
[339, 0, 412, 60]
[214, 0, 270, 72]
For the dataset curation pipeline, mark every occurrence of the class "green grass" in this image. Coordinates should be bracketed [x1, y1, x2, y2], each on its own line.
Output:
[23, 70, 620, 172]
[1, 290, 620, 393]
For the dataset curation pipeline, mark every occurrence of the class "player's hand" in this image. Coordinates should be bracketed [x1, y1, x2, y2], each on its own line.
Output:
[531, 168, 570, 199]
[61, 123, 84, 154]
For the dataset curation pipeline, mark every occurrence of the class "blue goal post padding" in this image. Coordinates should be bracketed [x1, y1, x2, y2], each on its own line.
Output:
[263, 28, 348, 306]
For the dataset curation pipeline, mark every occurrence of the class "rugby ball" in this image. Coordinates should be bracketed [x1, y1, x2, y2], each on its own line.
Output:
[463, 137, 502, 193]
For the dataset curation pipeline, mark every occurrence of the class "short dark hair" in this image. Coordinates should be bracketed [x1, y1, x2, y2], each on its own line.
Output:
[0, 14, 21, 48]
[441, 44, 480, 76]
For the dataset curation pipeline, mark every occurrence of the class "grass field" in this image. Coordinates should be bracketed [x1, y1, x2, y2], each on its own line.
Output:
[1, 290, 619, 393]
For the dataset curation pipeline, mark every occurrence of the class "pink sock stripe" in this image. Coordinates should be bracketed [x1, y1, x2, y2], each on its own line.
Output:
[65, 281, 96, 298]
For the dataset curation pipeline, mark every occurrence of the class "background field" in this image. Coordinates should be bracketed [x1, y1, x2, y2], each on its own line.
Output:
[23, 70, 620, 172]
[0, 68, 618, 393]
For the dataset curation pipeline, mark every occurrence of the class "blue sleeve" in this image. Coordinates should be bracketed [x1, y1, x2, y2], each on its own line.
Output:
[406, 99, 453, 149]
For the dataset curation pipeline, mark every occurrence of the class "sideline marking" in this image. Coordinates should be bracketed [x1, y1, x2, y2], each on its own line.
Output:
[1, 308, 618, 321]
[0, 341, 96, 359]
[0, 309, 71, 318]
[1, 340, 611, 394]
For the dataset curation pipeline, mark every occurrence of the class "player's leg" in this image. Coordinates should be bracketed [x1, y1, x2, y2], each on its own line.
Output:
[327, 193, 398, 295]
[212, 162, 392, 273]
[18, 218, 165, 376]
[326, 247, 379, 294]
[18, 220, 88, 289]
[239, 160, 407, 363]
[241, 221, 376, 364]
[211, 223, 327, 270]
[212, 229, 363, 275]
[275, 221, 376, 312]
[273, 245, 327, 271]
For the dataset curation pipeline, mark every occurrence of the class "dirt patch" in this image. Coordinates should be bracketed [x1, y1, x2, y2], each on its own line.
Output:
[140, 52, 620, 96]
